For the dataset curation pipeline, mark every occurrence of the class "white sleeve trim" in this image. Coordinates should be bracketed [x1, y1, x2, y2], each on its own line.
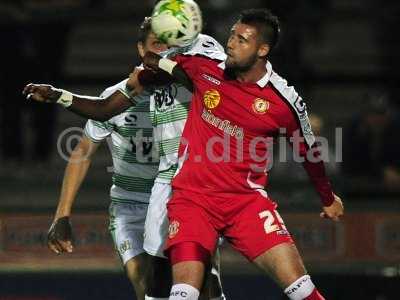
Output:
[84, 120, 112, 142]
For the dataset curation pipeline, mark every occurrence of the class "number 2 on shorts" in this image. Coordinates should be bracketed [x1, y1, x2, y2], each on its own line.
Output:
[259, 210, 287, 234]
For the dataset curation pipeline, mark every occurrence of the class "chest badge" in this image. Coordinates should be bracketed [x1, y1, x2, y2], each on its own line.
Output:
[252, 98, 269, 114]
[203, 89, 220, 109]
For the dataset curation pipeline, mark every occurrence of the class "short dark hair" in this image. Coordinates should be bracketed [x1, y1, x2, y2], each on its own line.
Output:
[238, 9, 280, 50]
[138, 17, 153, 43]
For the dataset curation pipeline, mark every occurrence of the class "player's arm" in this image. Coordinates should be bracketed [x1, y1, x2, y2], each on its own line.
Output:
[48, 135, 100, 254]
[140, 35, 225, 90]
[141, 52, 194, 91]
[284, 108, 344, 221]
[22, 70, 143, 121]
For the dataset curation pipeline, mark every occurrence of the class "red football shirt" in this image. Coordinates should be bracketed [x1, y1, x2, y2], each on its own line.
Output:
[171, 53, 334, 206]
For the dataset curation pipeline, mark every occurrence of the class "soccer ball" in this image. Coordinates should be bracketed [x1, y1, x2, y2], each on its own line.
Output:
[151, 0, 202, 47]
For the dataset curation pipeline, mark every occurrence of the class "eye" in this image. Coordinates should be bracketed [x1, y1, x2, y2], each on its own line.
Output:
[228, 34, 235, 43]
[154, 41, 163, 48]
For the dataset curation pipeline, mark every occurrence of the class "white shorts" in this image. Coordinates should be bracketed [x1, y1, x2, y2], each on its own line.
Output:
[108, 201, 148, 265]
[143, 182, 172, 258]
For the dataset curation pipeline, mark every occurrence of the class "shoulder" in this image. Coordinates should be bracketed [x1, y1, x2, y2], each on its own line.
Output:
[102, 77, 151, 105]
[192, 34, 225, 53]
[168, 34, 226, 62]
[267, 68, 315, 145]
[99, 79, 129, 98]
[268, 71, 305, 115]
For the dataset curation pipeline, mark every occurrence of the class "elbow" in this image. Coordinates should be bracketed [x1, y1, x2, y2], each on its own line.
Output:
[101, 111, 116, 122]
[95, 115, 110, 122]
[91, 111, 113, 122]
[71, 144, 90, 162]
[96, 98, 123, 121]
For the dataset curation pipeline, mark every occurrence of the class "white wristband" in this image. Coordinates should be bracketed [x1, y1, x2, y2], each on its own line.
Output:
[158, 58, 177, 75]
[56, 89, 73, 108]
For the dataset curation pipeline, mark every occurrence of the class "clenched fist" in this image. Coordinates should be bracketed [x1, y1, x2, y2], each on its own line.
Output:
[320, 194, 344, 222]
[143, 52, 162, 72]
[47, 216, 74, 254]
[22, 83, 61, 103]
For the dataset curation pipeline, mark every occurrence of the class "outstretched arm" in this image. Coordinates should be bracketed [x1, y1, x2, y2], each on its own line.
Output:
[22, 69, 144, 121]
[48, 136, 100, 254]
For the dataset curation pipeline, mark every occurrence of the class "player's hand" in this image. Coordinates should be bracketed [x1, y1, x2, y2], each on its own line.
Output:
[22, 83, 61, 103]
[47, 216, 74, 254]
[127, 67, 144, 96]
[320, 194, 344, 222]
[143, 52, 162, 72]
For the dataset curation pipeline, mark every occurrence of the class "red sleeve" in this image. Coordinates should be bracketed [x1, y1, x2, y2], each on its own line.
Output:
[173, 54, 201, 80]
[283, 105, 335, 206]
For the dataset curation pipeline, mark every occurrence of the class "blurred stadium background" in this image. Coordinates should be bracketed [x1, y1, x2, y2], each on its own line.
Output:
[0, 0, 399, 299]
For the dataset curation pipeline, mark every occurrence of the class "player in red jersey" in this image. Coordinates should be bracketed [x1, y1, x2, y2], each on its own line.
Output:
[141, 8, 344, 300]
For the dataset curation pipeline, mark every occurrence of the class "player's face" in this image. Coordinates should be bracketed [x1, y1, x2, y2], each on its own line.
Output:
[225, 22, 264, 71]
[138, 32, 168, 58]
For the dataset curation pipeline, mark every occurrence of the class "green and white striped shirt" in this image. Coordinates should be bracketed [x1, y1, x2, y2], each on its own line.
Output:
[85, 79, 158, 204]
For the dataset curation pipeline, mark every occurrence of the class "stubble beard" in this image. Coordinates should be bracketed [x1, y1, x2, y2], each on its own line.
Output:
[225, 53, 258, 75]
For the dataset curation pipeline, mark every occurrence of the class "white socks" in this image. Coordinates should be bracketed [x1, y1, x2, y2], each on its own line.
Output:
[169, 284, 200, 300]
[146, 292, 224, 300]
[284, 275, 315, 300]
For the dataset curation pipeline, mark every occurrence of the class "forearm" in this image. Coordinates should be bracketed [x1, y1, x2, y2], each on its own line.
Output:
[172, 65, 193, 91]
[54, 145, 94, 218]
[26, 85, 134, 122]
[302, 159, 334, 206]
[158, 57, 193, 91]
[66, 91, 133, 121]
[142, 53, 193, 91]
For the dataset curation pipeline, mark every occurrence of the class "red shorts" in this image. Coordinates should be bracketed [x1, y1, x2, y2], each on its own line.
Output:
[165, 190, 293, 261]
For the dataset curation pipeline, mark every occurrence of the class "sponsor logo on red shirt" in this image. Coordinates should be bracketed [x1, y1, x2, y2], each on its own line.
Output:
[201, 108, 244, 139]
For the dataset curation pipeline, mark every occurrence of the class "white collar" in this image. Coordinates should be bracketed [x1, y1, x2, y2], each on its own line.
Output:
[217, 60, 272, 88]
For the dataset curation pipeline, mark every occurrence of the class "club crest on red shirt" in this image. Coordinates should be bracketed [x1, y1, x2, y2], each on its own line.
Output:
[168, 220, 180, 238]
[203, 89, 221, 109]
[252, 98, 269, 114]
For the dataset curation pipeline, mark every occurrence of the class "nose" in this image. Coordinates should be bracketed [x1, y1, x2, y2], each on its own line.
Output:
[227, 36, 235, 51]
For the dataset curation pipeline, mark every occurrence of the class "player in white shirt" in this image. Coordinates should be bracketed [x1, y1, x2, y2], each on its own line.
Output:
[36, 18, 226, 300]
[46, 19, 167, 300]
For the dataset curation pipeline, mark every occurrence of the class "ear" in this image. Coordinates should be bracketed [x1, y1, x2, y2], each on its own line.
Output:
[137, 42, 145, 58]
[258, 43, 270, 58]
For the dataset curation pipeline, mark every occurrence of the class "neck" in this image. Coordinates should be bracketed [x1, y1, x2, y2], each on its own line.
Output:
[235, 59, 267, 83]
